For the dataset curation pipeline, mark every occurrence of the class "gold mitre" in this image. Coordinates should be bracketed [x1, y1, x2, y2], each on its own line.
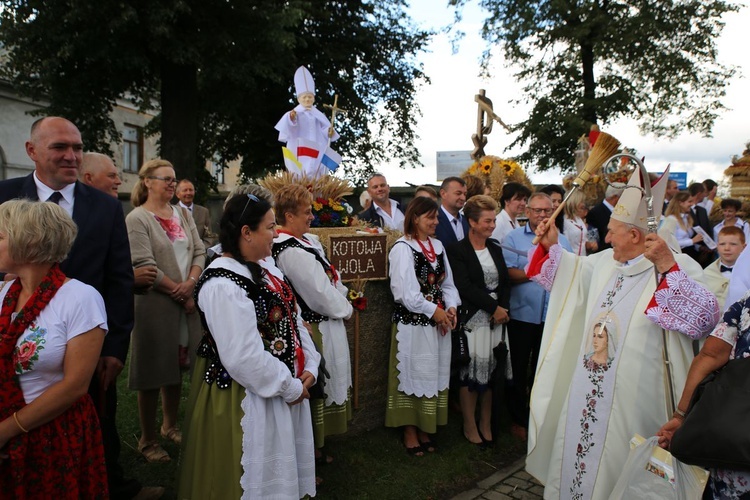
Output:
[611, 164, 670, 231]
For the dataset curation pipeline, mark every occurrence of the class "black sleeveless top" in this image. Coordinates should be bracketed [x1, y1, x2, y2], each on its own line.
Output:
[392, 241, 446, 327]
[272, 237, 337, 324]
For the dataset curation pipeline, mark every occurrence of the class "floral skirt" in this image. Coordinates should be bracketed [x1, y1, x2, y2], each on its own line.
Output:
[1, 395, 108, 499]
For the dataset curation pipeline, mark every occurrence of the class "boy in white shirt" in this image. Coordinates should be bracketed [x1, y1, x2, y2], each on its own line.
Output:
[704, 225, 746, 309]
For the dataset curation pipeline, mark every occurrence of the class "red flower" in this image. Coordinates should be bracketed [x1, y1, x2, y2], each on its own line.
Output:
[268, 306, 283, 323]
[352, 297, 367, 311]
[427, 273, 436, 284]
[16, 341, 37, 365]
[320, 212, 332, 222]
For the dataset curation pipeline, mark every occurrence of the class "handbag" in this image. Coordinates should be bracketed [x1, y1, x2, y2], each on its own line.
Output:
[451, 323, 471, 368]
[670, 357, 750, 471]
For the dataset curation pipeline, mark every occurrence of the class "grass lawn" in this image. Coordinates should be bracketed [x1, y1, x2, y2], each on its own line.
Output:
[115, 366, 526, 499]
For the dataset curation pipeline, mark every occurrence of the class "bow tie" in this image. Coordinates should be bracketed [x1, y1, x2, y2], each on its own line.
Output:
[720, 265, 733, 273]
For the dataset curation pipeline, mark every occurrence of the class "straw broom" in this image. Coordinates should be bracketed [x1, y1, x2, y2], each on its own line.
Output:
[532, 132, 621, 244]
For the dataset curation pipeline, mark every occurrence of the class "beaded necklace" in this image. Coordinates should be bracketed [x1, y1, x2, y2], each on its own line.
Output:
[416, 237, 437, 263]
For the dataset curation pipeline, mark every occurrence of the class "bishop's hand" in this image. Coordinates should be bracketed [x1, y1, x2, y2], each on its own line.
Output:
[644, 233, 676, 273]
[535, 218, 559, 250]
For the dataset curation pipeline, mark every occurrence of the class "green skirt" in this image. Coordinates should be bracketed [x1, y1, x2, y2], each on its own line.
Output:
[177, 356, 245, 499]
[384, 323, 448, 433]
[310, 322, 352, 448]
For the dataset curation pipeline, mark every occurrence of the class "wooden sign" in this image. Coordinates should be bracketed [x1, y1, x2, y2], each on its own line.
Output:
[328, 233, 388, 281]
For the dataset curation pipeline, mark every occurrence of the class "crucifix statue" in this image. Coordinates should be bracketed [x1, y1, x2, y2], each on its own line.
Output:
[323, 94, 348, 149]
[471, 89, 511, 159]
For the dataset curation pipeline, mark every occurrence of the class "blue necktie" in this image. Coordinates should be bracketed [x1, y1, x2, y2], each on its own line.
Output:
[46, 192, 63, 204]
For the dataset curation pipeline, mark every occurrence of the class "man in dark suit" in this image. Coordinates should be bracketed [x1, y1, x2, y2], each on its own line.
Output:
[434, 176, 469, 246]
[688, 182, 714, 267]
[0, 117, 157, 499]
[175, 179, 216, 249]
[585, 185, 623, 252]
[662, 179, 679, 214]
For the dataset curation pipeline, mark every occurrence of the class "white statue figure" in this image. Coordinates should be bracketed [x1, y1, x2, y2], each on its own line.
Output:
[275, 66, 340, 178]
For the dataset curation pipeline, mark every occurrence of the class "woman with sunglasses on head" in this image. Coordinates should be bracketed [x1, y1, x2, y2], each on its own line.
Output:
[386, 196, 460, 456]
[179, 194, 319, 499]
[272, 184, 353, 473]
[126, 159, 206, 463]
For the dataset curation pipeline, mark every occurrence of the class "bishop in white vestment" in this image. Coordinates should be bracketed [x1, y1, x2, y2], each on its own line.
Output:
[524, 167, 720, 499]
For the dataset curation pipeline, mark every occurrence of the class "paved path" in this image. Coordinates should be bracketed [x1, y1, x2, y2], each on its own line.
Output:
[451, 458, 544, 500]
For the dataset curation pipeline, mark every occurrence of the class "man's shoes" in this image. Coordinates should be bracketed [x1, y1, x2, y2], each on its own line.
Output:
[510, 423, 528, 442]
[132, 486, 165, 500]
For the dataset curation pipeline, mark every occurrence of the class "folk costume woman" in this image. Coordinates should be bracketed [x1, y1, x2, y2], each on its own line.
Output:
[272, 184, 353, 466]
[386, 197, 460, 455]
[0, 200, 108, 498]
[179, 194, 320, 499]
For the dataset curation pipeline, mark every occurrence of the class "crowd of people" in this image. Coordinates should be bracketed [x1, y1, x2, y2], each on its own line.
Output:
[0, 116, 749, 499]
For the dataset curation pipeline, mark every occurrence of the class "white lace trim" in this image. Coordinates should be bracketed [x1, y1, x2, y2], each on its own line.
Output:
[529, 244, 564, 292]
[645, 267, 720, 339]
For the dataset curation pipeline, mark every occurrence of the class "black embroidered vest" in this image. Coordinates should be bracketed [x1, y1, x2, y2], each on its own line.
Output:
[194, 267, 299, 389]
[392, 242, 446, 327]
[272, 237, 336, 324]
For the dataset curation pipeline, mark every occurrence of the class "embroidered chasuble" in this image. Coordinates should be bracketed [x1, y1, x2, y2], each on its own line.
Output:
[525, 246, 719, 500]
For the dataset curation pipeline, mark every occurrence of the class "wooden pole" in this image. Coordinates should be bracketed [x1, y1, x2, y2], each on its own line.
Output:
[353, 309, 360, 409]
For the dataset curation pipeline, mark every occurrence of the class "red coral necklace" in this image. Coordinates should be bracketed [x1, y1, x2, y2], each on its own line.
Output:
[417, 238, 436, 263]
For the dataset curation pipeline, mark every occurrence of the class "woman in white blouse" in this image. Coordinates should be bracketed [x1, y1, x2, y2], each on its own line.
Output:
[386, 197, 460, 456]
[664, 191, 704, 262]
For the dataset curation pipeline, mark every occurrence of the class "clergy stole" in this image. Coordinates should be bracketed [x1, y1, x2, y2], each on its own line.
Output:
[561, 268, 653, 500]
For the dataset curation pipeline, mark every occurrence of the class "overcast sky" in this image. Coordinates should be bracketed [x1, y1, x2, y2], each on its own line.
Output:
[372, 0, 749, 188]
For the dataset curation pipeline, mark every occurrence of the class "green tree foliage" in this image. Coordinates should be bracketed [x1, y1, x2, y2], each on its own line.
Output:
[0, 0, 430, 186]
[451, 0, 737, 172]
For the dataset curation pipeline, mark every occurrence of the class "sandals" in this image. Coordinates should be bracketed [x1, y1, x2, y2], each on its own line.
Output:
[139, 441, 171, 463]
[315, 453, 334, 465]
[406, 444, 424, 457]
[419, 439, 437, 453]
[160, 427, 182, 445]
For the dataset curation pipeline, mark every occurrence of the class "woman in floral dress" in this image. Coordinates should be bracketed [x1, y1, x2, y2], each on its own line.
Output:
[658, 290, 750, 499]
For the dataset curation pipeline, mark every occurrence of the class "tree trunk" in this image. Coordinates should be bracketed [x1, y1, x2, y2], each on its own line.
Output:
[160, 61, 199, 182]
[580, 39, 597, 125]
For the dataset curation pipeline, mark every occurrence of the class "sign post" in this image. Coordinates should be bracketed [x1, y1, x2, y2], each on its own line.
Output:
[327, 233, 388, 408]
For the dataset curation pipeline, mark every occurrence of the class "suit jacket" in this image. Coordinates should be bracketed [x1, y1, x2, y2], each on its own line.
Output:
[690, 205, 713, 240]
[435, 208, 469, 246]
[586, 201, 612, 252]
[189, 203, 215, 248]
[0, 175, 135, 362]
[358, 201, 403, 229]
[446, 237, 511, 324]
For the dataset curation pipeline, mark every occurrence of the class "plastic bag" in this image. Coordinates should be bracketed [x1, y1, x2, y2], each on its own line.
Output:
[609, 435, 708, 500]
